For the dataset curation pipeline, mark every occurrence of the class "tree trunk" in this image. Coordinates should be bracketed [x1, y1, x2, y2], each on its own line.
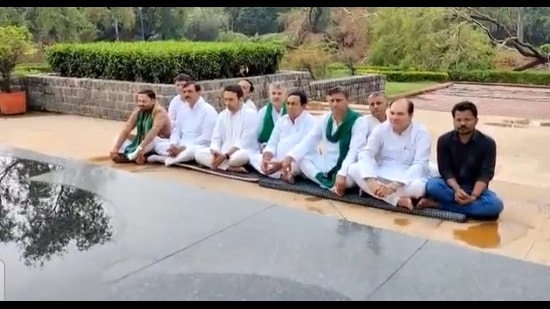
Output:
[516, 7, 524, 43]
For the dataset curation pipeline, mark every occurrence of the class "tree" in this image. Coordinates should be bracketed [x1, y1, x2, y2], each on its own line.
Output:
[455, 7, 550, 71]
[329, 9, 369, 75]
[368, 7, 494, 71]
[0, 157, 113, 267]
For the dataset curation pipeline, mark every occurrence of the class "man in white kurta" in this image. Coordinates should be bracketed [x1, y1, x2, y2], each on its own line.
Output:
[239, 79, 258, 112]
[150, 82, 218, 166]
[167, 73, 193, 125]
[256, 82, 287, 149]
[364, 91, 388, 131]
[348, 99, 431, 210]
[194, 84, 259, 172]
[282, 86, 369, 195]
[249, 90, 316, 180]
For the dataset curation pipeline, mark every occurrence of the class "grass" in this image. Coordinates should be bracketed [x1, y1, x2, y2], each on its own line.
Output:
[326, 69, 440, 97]
[385, 81, 438, 97]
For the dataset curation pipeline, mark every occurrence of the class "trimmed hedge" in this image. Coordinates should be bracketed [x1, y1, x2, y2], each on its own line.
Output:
[330, 65, 550, 85]
[46, 41, 284, 83]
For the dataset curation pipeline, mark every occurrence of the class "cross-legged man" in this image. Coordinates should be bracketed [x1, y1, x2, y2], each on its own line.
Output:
[420, 101, 504, 220]
[348, 99, 431, 210]
[110, 89, 171, 164]
[249, 89, 316, 180]
[150, 81, 218, 166]
[194, 84, 259, 172]
[281, 86, 368, 195]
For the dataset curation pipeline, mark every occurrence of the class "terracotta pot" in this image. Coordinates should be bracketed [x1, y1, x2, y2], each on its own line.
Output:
[0, 91, 27, 115]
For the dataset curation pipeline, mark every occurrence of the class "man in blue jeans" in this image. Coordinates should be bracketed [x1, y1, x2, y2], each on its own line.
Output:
[418, 101, 504, 220]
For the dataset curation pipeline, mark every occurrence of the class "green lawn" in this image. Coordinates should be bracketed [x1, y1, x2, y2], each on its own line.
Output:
[385, 81, 438, 97]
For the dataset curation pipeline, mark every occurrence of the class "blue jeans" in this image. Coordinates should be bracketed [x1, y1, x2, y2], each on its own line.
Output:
[425, 177, 504, 220]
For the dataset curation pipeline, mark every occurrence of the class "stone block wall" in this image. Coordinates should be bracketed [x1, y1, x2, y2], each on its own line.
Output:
[13, 71, 384, 121]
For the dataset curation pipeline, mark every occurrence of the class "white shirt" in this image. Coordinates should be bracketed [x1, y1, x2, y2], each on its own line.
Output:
[365, 114, 385, 134]
[256, 103, 286, 141]
[288, 111, 369, 177]
[244, 98, 257, 112]
[263, 111, 317, 160]
[168, 95, 186, 123]
[359, 121, 431, 184]
[210, 106, 259, 153]
[169, 97, 218, 147]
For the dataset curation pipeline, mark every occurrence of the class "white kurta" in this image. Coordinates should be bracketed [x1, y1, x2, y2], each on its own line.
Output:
[364, 114, 384, 133]
[153, 97, 218, 165]
[287, 111, 369, 188]
[349, 121, 431, 206]
[249, 111, 317, 178]
[256, 103, 287, 148]
[244, 99, 257, 112]
[167, 95, 186, 124]
[194, 106, 259, 170]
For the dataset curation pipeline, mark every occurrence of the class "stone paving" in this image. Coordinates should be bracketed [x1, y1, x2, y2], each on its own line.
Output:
[1, 83, 550, 268]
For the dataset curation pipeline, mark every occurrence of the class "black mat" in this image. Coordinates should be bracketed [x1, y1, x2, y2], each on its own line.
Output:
[258, 177, 468, 223]
[174, 161, 261, 183]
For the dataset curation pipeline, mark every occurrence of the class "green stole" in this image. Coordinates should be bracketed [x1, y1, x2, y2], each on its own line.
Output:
[124, 110, 154, 154]
[315, 109, 361, 188]
[258, 101, 287, 144]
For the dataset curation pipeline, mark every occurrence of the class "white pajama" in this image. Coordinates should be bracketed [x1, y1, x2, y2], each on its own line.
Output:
[350, 121, 432, 206]
[195, 106, 259, 170]
[151, 97, 218, 166]
[250, 111, 317, 178]
[287, 111, 369, 189]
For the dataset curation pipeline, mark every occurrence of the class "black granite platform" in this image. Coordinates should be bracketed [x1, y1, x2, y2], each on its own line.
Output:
[0, 145, 549, 301]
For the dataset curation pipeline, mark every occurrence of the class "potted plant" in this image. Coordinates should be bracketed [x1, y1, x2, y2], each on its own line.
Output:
[0, 25, 33, 115]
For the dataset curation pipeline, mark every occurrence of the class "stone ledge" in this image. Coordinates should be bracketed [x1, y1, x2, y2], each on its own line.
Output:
[13, 72, 385, 121]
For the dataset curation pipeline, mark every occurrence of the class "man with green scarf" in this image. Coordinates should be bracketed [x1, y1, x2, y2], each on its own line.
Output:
[256, 82, 288, 150]
[110, 89, 171, 164]
[281, 86, 369, 196]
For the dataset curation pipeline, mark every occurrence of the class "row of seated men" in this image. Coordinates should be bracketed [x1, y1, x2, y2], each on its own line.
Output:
[109, 73, 504, 221]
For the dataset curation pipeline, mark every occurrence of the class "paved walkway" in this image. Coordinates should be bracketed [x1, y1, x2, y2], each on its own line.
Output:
[1, 83, 550, 266]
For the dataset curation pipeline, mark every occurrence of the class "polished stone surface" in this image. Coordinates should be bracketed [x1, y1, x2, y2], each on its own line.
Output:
[369, 241, 550, 301]
[1, 146, 550, 301]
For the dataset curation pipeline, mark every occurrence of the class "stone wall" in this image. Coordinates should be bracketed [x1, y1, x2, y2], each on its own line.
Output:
[13, 71, 384, 121]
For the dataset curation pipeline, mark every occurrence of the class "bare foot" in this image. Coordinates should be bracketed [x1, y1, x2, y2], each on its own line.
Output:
[417, 197, 439, 209]
[111, 154, 130, 164]
[227, 166, 248, 173]
[281, 173, 295, 184]
[397, 197, 414, 210]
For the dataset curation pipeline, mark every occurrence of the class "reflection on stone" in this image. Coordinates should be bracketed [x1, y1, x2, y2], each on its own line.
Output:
[0, 156, 113, 267]
[110, 272, 352, 301]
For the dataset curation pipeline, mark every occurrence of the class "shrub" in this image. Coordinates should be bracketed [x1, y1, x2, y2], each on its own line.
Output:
[0, 25, 33, 92]
[327, 64, 550, 85]
[448, 70, 550, 85]
[46, 41, 285, 83]
[358, 69, 450, 82]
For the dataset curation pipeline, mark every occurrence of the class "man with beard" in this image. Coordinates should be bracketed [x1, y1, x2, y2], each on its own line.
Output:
[365, 92, 388, 130]
[419, 101, 503, 220]
[194, 84, 259, 172]
[348, 99, 431, 210]
[249, 89, 316, 181]
[167, 73, 193, 125]
[281, 86, 368, 195]
[257, 82, 288, 150]
[110, 89, 171, 164]
[149, 81, 218, 166]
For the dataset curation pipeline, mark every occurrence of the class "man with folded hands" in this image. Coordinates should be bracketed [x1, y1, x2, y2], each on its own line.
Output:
[249, 89, 316, 181]
[348, 98, 431, 210]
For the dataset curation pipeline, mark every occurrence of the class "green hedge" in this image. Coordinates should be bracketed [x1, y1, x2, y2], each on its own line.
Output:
[330, 65, 550, 85]
[46, 41, 284, 83]
[357, 69, 449, 82]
